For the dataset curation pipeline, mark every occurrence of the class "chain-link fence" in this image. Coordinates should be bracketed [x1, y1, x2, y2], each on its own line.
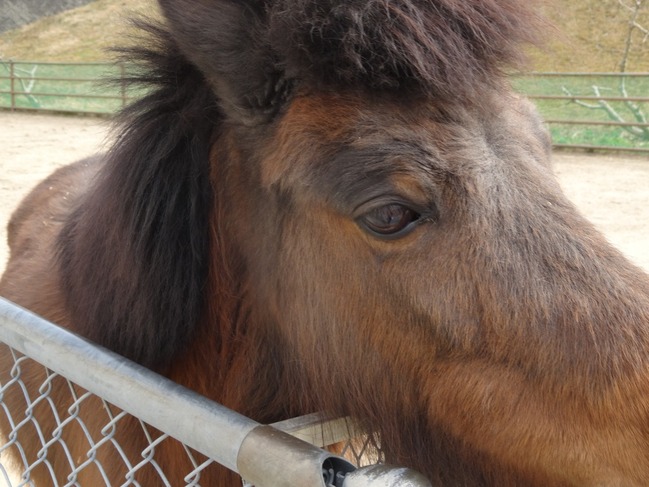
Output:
[0, 298, 430, 487]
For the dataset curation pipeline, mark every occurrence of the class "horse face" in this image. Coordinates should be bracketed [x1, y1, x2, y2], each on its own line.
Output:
[238, 89, 555, 364]
[222, 86, 649, 484]
[229, 92, 478, 364]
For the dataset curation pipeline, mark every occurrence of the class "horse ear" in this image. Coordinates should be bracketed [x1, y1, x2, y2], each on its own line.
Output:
[158, 0, 289, 126]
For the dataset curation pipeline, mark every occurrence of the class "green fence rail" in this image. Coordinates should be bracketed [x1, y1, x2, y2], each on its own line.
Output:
[1, 61, 648, 153]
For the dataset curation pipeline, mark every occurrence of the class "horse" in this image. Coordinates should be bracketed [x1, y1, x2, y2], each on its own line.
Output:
[2, 0, 649, 485]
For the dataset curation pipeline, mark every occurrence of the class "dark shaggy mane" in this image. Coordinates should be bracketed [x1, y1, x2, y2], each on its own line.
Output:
[57, 22, 221, 368]
[268, 0, 544, 99]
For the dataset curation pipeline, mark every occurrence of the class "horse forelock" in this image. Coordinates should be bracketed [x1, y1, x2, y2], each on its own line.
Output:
[156, 0, 545, 114]
[267, 0, 544, 100]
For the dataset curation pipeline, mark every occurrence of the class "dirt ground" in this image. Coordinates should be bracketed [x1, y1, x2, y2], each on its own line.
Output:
[1, 112, 648, 274]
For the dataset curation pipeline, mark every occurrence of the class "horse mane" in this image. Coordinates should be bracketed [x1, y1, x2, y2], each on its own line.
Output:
[57, 23, 221, 368]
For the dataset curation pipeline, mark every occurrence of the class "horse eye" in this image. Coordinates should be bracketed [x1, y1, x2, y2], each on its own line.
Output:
[358, 203, 421, 238]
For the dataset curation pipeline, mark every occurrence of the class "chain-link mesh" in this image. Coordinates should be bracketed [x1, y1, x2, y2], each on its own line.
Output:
[0, 346, 227, 486]
[0, 301, 386, 487]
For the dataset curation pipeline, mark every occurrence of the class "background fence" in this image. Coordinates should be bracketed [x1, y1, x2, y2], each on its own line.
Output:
[0, 61, 128, 115]
[0, 298, 431, 487]
[513, 72, 649, 154]
[1, 61, 649, 153]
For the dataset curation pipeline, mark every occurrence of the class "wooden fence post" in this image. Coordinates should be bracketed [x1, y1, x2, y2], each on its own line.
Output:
[9, 60, 15, 111]
[120, 62, 126, 108]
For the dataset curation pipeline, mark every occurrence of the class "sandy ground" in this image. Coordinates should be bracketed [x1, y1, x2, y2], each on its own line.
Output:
[0, 112, 648, 275]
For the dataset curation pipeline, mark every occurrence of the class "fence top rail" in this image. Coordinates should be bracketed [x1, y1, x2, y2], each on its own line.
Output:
[543, 118, 649, 128]
[0, 60, 123, 67]
[0, 297, 257, 473]
[2, 62, 649, 76]
[0, 75, 115, 83]
[517, 72, 649, 77]
[553, 143, 649, 154]
[528, 94, 649, 102]
[1, 90, 126, 100]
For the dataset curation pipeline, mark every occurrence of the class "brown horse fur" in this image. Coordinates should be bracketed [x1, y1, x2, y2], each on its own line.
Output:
[2, 0, 649, 485]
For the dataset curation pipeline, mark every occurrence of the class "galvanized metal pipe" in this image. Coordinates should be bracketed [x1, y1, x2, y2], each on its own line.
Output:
[0, 297, 257, 473]
[0, 297, 431, 486]
[238, 425, 355, 486]
[342, 465, 432, 487]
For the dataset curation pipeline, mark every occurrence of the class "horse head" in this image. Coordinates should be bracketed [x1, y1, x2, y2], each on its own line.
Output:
[3, 1, 649, 485]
